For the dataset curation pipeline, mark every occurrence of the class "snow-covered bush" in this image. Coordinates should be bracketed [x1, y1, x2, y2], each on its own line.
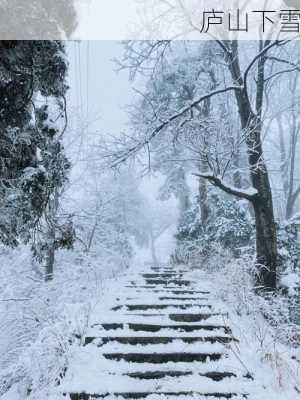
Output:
[187, 250, 300, 395]
[206, 195, 253, 255]
[0, 244, 128, 398]
[277, 221, 300, 324]
[278, 221, 300, 271]
[196, 249, 298, 346]
[173, 193, 254, 265]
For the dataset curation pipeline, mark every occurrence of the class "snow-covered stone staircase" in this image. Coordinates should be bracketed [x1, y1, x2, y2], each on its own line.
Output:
[64, 265, 253, 399]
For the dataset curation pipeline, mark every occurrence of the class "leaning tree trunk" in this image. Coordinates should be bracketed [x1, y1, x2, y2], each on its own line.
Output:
[286, 194, 298, 221]
[277, 110, 300, 220]
[45, 241, 55, 281]
[252, 187, 277, 290]
[240, 116, 277, 291]
[150, 228, 159, 266]
[242, 118, 277, 290]
[197, 70, 215, 227]
[177, 170, 190, 224]
[45, 188, 59, 281]
[198, 160, 210, 226]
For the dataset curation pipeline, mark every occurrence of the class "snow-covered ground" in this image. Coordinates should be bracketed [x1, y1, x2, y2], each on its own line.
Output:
[50, 264, 300, 398]
[1, 253, 299, 400]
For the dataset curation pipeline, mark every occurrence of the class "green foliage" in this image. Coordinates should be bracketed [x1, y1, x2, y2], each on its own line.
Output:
[277, 221, 300, 272]
[277, 222, 300, 325]
[207, 195, 254, 254]
[31, 218, 76, 263]
[0, 41, 71, 254]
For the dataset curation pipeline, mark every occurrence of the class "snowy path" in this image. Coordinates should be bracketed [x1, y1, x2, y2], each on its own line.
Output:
[60, 264, 258, 399]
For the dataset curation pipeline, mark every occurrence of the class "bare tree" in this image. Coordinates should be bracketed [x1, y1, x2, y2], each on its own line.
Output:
[108, 35, 300, 291]
[276, 75, 300, 220]
[148, 215, 173, 265]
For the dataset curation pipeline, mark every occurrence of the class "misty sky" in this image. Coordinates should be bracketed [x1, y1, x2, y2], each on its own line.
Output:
[66, 41, 178, 260]
[67, 41, 133, 136]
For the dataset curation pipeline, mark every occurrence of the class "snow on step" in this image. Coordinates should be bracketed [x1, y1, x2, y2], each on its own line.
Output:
[62, 353, 247, 397]
[123, 298, 211, 304]
[102, 353, 223, 363]
[125, 371, 237, 381]
[98, 340, 227, 354]
[62, 264, 249, 400]
[63, 345, 244, 376]
[158, 297, 209, 301]
[68, 392, 244, 399]
[111, 305, 215, 313]
[132, 279, 194, 287]
[84, 336, 235, 346]
[86, 326, 233, 338]
[125, 288, 211, 295]
[95, 323, 232, 335]
[142, 274, 185, 279]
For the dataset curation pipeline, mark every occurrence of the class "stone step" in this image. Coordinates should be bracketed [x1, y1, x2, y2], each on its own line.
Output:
[125, 323, 231, 334]
[123, 314, 166, 317]
[95, 321, 231, 333]
[126, 288, 210, 295]
[125, 297, 209, 302]
[128, 323, 231, 334]
[65, 264, 248, 400]
[155, 289, 210, 295]
[103, 352, 223, 363]
[168, 313, 224, 323]
[111, 305, 123, 311]
[121, 304, 212, 311]
[85, 335, 236, 346]
[100, 323, 124, 330]
[142, 274, 184, 279]
[159, 297, 209, 301]
[144, 279, 193, 286]
[126, 370, 192, 379]
[70, 392, 241, 399]
[113, 304, 212, 312]
[150, 267, 190, 273]
[125, 370, 237, 381]
[117, 313, 220, 322]
[125, 286, 157, 289]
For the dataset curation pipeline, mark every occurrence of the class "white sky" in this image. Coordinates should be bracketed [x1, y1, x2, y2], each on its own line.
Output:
[66, 41, 178, 261]
[67, 41, 133, 136]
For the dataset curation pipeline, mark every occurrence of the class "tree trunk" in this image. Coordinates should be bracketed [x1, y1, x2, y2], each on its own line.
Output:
[233, 152, 242, 189]
[242, 119, 277, 290]
[86, 220, 98, 253]
[45, 188, 59, 281]
[150, 228, 159, 266]
[277, 109, 300, 220]
[197, 62, 214, 227]
[252, 198, 277, 290]
[286, 194, 298, 221]
[198, 175, 209, 226]
[285, 119, 299, 220]
[229, 41, 278, 290]
[198, 157, 210, 226]
[177, 169, 190, 225]
[45, 243, 55, 281]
